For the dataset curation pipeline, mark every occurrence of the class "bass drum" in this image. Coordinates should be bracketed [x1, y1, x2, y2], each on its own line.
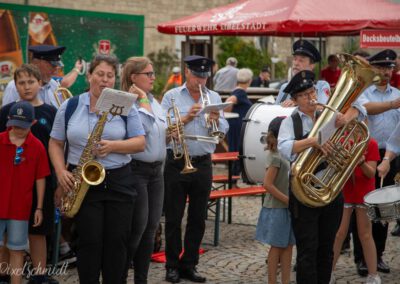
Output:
[239, 103, 295, 184]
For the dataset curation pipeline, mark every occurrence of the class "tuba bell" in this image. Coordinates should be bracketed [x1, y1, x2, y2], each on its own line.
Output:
[291, 53, 379, 207]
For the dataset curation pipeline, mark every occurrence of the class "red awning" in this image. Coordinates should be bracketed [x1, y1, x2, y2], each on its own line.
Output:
[157, 0, 400, 37]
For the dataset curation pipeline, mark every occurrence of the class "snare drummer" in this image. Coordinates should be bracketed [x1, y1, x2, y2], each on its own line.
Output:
[357, 49, 400, 273]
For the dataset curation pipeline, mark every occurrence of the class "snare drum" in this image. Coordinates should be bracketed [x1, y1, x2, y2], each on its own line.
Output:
[364, 185, 400, 222]
[239, 103, 294, 184]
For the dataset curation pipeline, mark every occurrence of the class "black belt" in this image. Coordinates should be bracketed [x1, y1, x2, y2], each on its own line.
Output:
[130, 159, 163, 167]
[167, 149, 210, 163]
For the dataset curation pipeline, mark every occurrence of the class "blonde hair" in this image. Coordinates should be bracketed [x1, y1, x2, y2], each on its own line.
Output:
[120, 57, 152, 92]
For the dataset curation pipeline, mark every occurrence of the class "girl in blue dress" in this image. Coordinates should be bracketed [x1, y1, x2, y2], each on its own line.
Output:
[255, 116, 295, 284]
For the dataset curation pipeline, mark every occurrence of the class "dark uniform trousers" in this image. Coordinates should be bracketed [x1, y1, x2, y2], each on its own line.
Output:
[289, 190, 344, 284]
[164, 150, 212, 269]
[353, 149, 400, 262]
[73, 164, 136, 284]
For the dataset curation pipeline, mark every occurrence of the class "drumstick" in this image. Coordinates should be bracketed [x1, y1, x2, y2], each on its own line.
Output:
[380, 176, 383, 189]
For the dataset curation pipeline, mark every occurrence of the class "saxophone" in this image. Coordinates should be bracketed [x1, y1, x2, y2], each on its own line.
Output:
[61, 112, 108, 218]
[291, 53, 379, 207]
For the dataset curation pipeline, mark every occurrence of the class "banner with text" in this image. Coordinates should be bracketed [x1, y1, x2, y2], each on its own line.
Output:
[360, 30, 400, 48]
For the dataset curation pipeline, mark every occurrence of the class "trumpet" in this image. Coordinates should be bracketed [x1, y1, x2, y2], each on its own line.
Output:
[199, 84, 225, 139]
[167, 98, 197, 174]
[53, 85, 73, 107]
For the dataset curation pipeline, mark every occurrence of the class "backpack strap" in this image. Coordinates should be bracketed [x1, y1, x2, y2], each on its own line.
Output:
[65, 95, 80, 131]
[291, 112, 303, 141]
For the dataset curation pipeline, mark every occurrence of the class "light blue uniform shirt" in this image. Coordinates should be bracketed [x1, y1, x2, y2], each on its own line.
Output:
[275, 80, 330, 105]
[132, 93, 167, 163]
[2, 79, 60, 108]
[386, 121, 400, 155]
[50, 92, 145, 169]
[278, 101, 367, 162]
[161, 83, 229, 156]
[357, 84, 400, 149]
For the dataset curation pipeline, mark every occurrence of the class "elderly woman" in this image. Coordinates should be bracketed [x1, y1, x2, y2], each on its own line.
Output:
[225, 68, 253, 176]
[49, 55, 145, 283]
[120, 57, 167, 284]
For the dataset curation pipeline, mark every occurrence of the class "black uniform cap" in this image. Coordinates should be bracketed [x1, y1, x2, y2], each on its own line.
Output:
[283, 70, 315, 96]
[184, 55, 215, 78]
[28, 45, 66, 66]
[368, 49, 397, 67]
[292, 40, 321, 63]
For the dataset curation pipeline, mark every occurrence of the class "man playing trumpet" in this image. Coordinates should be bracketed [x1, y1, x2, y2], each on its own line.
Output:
[161, 55, 229, 283]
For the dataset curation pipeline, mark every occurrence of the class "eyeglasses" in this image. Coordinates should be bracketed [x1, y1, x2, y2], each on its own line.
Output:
[134, 71, 156, 78]
[14, 146, 24, 165]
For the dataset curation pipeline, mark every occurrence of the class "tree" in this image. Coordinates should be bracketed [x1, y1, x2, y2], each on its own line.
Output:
[215, 36, 287, 79]
[147, 47, 179, 97]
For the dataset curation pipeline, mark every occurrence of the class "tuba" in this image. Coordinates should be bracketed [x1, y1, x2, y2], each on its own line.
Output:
[53, 85, 73, 107]
[166, 97, 197, 174]
[61, 111, 108, 217]
[291, 53, 379, 207]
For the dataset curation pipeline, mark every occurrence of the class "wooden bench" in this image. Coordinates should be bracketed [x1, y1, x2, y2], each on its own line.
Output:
[208, 186, 266, 246]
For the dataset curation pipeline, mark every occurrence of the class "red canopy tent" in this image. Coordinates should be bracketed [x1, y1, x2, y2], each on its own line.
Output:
[157, 0, 400, 37]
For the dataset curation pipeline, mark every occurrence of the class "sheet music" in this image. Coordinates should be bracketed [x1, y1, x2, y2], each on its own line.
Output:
[95, 88, 138, 116]
[317, 112, 338, 145]
[198, 102, 233, 115]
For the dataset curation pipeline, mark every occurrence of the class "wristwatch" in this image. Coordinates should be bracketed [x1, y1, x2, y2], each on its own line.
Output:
[382, 157, 390, 161]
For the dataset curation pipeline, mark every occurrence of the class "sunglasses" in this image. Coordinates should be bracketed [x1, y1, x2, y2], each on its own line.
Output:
[14, 146, 24, 165]
[134, 71, 156, 78]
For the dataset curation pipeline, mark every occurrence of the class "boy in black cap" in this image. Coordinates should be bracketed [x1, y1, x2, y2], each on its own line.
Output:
[275, 39, 330, 107]
[0, 101, 50, 284]
[277, 70, 366, 284]
[2, 45, 66, 108]
[356, 48, 400, 274]
[161, 55, 229, 283]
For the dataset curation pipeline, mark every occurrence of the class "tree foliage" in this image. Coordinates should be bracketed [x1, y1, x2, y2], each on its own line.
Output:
[215, 36, 287, 79]
[147, 47, 179, 97]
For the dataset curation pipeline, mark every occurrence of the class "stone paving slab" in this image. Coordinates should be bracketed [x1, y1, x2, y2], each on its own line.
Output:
[51, 194, 400, 283]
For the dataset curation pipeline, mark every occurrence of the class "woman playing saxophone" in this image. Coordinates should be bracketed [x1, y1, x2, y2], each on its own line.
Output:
[48, 55, 145, 283]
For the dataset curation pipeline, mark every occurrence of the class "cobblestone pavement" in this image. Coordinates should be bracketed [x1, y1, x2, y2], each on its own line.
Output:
[52, 167, 400, 284]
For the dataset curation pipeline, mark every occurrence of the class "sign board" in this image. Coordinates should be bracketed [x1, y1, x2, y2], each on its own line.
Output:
[360, 30, 400, 48]
[0, 3, 144, 100]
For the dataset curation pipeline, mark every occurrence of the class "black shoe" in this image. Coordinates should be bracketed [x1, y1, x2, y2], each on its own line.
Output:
[356, 261, 368, 277]
[179, 268, 206, 283]
[377, 258, 390, 273]
[391, 223, 400, 236]
[166, 268, 180, 283]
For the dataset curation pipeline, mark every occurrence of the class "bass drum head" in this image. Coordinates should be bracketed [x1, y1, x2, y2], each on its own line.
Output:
[239, 103, 295, 184]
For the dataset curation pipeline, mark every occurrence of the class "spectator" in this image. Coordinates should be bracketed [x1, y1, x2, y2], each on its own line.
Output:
[251, 65, 271, 87]
[390, 56, 400, 89]
[162, 66, 182, 94]
[320, 54, 341, 88]
[0, 101, 49, 284]
[213, 57, 238, 92]
[225, 68, 253, 176]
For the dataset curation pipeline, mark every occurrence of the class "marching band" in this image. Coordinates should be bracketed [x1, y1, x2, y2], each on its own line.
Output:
[0, 39, 400, 284]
